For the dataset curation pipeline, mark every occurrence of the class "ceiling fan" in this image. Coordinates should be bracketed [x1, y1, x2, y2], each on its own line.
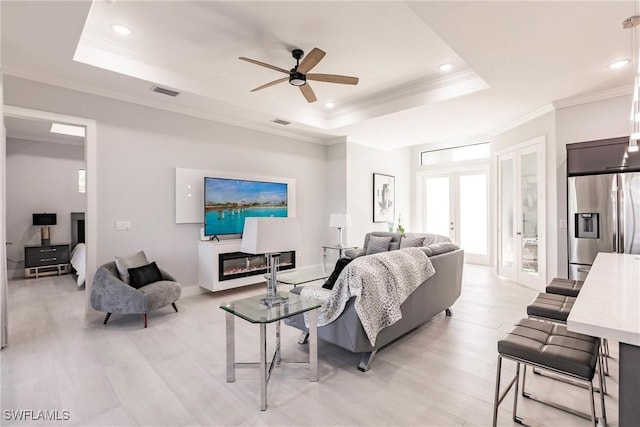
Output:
[239, 48, 359, 103]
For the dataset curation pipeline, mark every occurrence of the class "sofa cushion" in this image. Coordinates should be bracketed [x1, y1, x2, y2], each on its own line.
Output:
[400, 236, 424, 249]
[366, 236, 392, 255]
[421, 234, 452, 245]
[114, 251, 149, 285]
[422, 242, 459, 256]
[128, 261, 163, 289]
[345, 248, 366, 259]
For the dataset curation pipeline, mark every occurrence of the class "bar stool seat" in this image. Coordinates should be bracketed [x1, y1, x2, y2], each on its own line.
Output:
[527, 293, 575, 323]
[492, 318, 606, 426]
[546, 277, 584, 297]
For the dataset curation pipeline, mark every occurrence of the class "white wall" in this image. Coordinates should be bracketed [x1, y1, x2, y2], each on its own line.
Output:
[325, 140, 348, 244]
[345, 141, 411, 247]
[5, 138, 86, 278]
[4, 76, 329, 288]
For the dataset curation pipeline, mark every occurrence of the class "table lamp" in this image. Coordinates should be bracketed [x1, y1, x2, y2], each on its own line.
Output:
[32, 213, 57, 246]
[329, 213, 352, 248]
[241, 217, 300, 305]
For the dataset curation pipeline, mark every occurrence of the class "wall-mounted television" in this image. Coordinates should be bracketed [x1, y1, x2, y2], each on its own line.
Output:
[204, 177, 288, 237]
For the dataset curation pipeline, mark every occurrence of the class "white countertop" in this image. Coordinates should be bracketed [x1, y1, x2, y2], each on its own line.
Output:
[567, 252, 640, 346]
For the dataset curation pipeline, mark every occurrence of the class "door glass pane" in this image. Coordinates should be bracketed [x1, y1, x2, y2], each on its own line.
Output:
[520, 152, 538, 273]
[500, 158, 514, 267]
[459, 174, 487, 255]
[425, 177, 450, 237]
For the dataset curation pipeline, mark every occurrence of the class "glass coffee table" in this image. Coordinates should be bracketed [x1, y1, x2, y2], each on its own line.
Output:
[220, 291, 322, 411]
[268, 266, 330, 287]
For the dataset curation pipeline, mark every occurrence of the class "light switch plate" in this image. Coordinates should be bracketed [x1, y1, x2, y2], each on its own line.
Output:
[115, 221, 131, 231]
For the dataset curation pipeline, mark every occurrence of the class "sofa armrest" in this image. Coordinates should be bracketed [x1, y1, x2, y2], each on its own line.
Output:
[345, 248, 365, 259]
[91, 266, 146, 313]
[159, 268, 178, 283]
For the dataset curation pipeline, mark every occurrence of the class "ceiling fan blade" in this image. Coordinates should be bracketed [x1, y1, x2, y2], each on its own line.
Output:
[297, 48, 326, 74]
[251, 77, 288, 92]
[307, 74, 359, 85]
[238, 57, 289, 74]
[299, 83, 317, 103]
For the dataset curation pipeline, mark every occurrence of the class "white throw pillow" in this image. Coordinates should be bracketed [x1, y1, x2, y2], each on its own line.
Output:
[114, 250, 149, 285]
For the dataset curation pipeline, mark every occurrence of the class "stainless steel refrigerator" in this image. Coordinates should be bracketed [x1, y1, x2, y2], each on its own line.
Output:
[568, 172, 640, 280]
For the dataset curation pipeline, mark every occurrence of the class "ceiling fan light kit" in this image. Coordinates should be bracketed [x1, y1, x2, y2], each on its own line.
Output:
[239, 47, 359, 103]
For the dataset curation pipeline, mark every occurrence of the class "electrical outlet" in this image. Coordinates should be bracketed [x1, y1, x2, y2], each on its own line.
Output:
[115, 221, 131, 231]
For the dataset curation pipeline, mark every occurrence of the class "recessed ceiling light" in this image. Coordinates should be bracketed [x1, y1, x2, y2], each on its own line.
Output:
[111, 24, 132, 36]
[50, 123, 86, 137]
[439, 63, 454, 72]
[324, 102, 335, 109]
[608, 59, 630, 69]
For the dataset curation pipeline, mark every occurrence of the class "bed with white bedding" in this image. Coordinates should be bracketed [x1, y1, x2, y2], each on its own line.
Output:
[70, 243, 86, 287]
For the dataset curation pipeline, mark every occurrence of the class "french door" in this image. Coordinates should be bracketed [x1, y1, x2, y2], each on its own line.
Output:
[420, 169, 489, 264]
[497, 140, 545, 289]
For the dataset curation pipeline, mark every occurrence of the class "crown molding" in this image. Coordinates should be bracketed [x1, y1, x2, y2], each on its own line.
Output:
[552, 85, 633, 110]
[2, 67, 329, 145]
[490, 85, 635, 136]
[329, 69, 481, 119]
[490, 103, 555, 136]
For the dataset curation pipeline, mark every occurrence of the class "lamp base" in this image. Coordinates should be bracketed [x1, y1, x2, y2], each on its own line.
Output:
[260, 293, 288, 307]
[40, 226, 50, 246]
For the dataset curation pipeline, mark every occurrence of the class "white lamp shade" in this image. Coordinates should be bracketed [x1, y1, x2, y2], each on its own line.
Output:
[329, 213, 352, 228]
[241, 217, 300, 254]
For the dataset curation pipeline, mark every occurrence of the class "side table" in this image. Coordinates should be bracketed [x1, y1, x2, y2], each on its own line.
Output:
[321, 245, 357, 273]
[220, 291, 321, 411]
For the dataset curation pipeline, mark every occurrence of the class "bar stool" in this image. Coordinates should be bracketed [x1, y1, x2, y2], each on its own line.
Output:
[527, 292, 608, 391]
[546, 277, 584, 297]
[545, 278, 610, 367]
[492, 318, 607, 427]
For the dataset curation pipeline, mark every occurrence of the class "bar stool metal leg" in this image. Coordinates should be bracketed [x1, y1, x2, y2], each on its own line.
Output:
[597, 349, 608, 426]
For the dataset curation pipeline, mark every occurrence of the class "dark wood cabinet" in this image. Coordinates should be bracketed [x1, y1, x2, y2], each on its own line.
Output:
[24, 244, 71, 278]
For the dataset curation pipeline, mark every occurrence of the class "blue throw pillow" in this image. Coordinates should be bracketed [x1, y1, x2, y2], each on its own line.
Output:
[128, 261, 163, 289]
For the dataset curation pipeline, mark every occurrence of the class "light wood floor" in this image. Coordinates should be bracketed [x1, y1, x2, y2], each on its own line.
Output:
[1, 265, 619, 426]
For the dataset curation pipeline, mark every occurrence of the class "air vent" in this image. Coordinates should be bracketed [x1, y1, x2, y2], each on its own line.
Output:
[271, 119, 291, 126]
[150, 85, 180, 97]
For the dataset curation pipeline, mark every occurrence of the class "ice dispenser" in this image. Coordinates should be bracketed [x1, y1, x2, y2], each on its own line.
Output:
[575, 213, 599, 239]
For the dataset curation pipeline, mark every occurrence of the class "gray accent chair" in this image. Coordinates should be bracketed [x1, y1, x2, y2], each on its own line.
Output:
[91, 261, 181, 328]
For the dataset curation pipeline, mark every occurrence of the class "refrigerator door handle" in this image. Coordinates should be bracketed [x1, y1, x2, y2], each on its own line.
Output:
[612, 176, 620, 253]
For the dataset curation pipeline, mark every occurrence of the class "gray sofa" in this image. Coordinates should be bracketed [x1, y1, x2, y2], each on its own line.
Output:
[285, 231, 464, 371]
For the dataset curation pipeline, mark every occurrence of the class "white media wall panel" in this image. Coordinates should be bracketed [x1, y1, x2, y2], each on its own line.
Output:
[175, 167, 296, 224]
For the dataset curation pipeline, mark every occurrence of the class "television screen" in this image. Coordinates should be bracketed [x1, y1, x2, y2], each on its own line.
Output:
[204, 177, 288, 236]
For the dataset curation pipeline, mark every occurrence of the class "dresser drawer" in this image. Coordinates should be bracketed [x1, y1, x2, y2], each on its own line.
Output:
[25, 245, 70, 267]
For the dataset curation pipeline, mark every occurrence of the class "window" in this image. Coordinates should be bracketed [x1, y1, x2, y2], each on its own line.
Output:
[78, 169, 86, 193]
[420, 142, 489, 166]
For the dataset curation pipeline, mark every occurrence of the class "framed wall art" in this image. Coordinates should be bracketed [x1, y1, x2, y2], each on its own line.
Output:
[373, 173, 395, 223]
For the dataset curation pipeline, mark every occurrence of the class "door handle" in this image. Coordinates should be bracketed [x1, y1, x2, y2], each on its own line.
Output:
[516, 232, 522, 235]
[5, 241, 12, 246]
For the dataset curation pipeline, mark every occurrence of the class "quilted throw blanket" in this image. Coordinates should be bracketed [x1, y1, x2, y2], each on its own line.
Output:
[301, 247, 435, 346]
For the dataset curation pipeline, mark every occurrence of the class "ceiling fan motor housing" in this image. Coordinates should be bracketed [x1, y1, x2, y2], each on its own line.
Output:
[289, 70, 306, 86]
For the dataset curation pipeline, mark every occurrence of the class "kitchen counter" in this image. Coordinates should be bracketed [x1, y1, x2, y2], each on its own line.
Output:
[567, 252, 640, 427]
